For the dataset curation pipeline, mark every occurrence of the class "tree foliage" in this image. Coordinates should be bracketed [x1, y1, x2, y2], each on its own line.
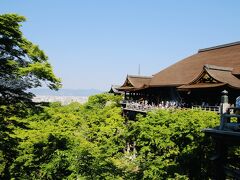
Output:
[4, 93, 220, 179]
[0, 13, 61, 107]
[130, 109, 219, 179]
[0, 13, 61, 179]
[10, 94, 127, 179]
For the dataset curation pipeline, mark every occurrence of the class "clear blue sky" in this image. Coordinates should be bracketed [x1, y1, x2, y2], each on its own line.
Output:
[1, 1, 240, 91]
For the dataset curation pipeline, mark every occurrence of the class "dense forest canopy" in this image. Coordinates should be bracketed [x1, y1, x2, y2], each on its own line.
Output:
[1, 93, 220, 179]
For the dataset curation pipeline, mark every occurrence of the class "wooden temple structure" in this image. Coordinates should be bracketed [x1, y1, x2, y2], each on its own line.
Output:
[117, 75, 152, 101]
[178, 64, 240, 106]
[117, 41, 240, 108]
[108, 85, 123, 95]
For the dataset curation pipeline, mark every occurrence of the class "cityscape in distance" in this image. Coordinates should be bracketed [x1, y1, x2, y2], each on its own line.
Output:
[32, 88, 103, 105]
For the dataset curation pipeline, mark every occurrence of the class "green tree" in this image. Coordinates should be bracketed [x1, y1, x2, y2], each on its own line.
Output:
[129, 109, 219, 179]
[0, 13, 61, 179]
[0, 13, 61, 109]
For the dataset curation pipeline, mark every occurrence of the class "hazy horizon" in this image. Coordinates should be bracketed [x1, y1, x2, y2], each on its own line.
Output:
[31, 88, 104, 97]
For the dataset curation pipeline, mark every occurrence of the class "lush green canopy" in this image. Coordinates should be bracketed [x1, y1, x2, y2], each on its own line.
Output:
[7, 94, 220, 179]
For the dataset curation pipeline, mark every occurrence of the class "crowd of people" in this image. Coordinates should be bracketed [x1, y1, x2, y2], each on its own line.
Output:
[122, 99, 220, 112]
[123, 100, 184, 111]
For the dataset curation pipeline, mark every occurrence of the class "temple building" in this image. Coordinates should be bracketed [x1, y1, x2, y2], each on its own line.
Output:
[118, 41, 240, 108]
[117, 75, 152, 101]
[178, 64, 240, 106]
[108, 85, 123, 95]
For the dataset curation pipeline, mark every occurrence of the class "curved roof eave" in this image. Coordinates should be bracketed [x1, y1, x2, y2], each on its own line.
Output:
[150, 43, 240, 87]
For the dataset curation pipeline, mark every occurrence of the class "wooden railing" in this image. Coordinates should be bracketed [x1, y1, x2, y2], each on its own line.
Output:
[191, 105, 220, 112]
[121, 101, 220, 113]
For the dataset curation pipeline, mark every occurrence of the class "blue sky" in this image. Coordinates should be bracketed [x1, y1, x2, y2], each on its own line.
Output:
[1, 1, 240, 90]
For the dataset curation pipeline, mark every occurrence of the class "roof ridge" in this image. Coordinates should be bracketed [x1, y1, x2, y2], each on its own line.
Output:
[204, 64, 233, 72]
[198, 41, 240, 53]
[128, 75, 152, 78]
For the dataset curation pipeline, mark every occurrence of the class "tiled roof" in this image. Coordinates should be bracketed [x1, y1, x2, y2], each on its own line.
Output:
[109, 85, 123, 94]
[150, 42, 240, 87]
[118, 75, 152, 91]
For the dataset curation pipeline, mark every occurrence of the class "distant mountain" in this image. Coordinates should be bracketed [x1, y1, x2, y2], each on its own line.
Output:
[31, 88, 103, 97]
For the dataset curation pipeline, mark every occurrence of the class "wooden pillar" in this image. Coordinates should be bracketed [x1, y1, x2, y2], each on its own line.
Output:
[211, 139, 227, 180]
